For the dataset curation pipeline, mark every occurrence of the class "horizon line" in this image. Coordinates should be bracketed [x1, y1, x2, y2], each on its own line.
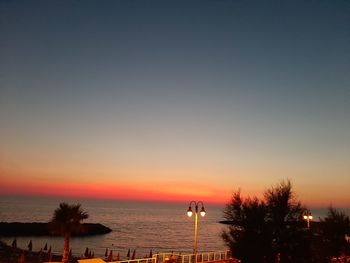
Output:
[2, 193, 350, 210]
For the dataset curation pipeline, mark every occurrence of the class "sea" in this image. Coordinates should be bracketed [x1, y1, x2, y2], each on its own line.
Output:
[0, 196, 349, 259]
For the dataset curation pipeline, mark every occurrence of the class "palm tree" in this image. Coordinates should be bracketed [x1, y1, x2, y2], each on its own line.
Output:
[49, 203, 88, 263]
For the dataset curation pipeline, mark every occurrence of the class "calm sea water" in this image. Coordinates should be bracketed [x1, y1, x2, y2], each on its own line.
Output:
[0, 196, 227, 258]
[0, 196, 349, 259]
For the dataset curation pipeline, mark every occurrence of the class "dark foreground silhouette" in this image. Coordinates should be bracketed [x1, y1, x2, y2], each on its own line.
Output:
[0, 240, 79, 263]
[0, 222, 112, 236]
[221, 180, 350, 263]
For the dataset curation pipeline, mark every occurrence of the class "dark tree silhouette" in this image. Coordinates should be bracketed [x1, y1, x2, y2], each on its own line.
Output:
[222, 191, 271, 263]
[222, 180, 310, 263]
[264, 180, 309, 263]
[318, 207, 350, 261]
[49, 203, 88, 263]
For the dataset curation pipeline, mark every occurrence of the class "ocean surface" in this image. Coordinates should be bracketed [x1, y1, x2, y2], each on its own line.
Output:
[0, 196, 349, 258]
[0, 196, 227, 258]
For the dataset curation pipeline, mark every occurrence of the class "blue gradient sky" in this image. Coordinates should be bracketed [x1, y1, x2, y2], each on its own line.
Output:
[1, 1, 349, 206]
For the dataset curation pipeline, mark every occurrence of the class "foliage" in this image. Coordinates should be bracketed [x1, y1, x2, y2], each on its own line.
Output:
[49, 203, 89, 235]
[316, 207, 350, 260]
[222, 191, 271, 263]
[49, 203, 88, 263]
[264, 180, 310, 263]
[222, 180, 310, 263]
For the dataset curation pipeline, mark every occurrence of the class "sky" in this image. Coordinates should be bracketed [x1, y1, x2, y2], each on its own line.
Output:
[0, 0, 349, 207]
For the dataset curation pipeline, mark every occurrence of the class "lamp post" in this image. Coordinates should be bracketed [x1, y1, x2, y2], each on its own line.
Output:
[187, 201, 206, 263]
[303, 211, 313, 229]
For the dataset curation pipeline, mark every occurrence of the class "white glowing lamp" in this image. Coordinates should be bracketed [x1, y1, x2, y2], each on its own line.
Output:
[187, 207, 193, 217]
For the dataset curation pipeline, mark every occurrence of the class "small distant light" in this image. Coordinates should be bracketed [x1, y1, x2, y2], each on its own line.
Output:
[309, 215, 313, 220]
[303, 215, 308, 220]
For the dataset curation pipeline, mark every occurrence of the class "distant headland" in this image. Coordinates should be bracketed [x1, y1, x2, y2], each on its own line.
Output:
[0, 222, 112, 237]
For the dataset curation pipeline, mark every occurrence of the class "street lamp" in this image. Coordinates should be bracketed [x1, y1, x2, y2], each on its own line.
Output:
[303, 211, 313, 229]
[187, 201, 206, 263]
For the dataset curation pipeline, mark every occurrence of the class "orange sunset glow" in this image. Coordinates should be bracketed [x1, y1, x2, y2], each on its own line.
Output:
[0, 175, 230, 204]
[0, 0, 349, 211]
[1, 139, 350, 207]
